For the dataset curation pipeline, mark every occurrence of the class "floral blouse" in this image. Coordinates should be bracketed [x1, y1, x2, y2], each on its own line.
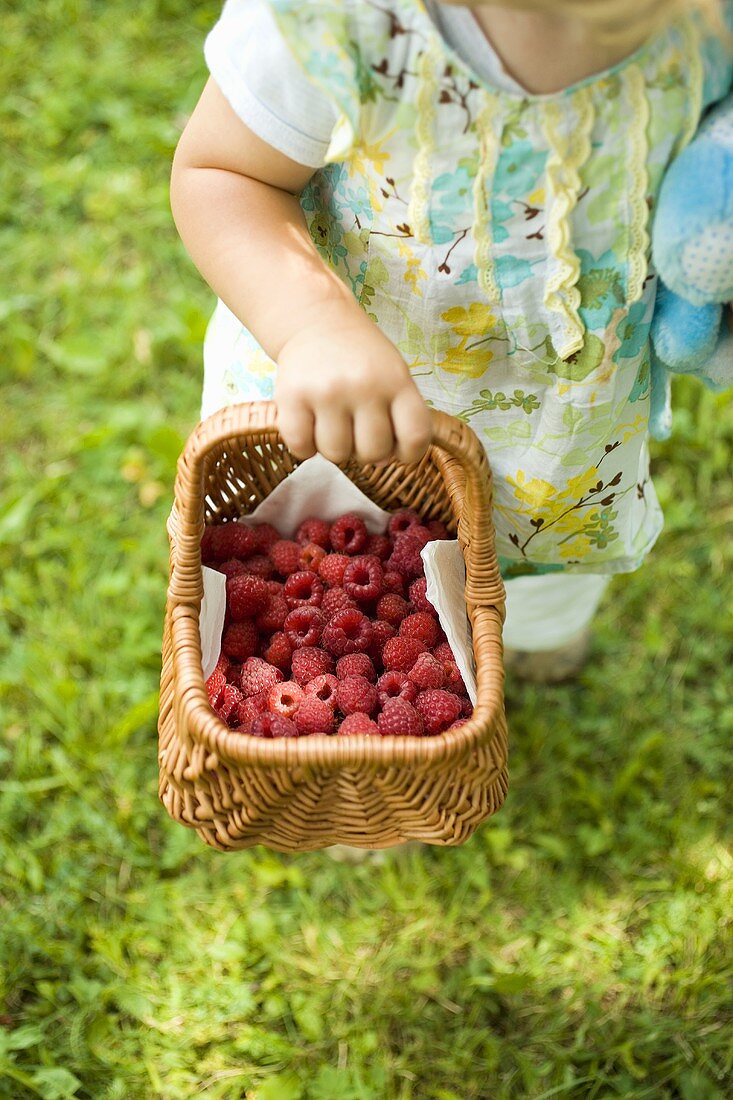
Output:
[202, 0, 732, 578]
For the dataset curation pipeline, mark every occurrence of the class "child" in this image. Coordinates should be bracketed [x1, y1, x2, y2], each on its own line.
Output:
[170, 0, 731, 684]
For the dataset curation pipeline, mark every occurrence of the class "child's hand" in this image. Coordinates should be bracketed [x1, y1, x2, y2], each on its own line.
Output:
[275, 303, 432, 466]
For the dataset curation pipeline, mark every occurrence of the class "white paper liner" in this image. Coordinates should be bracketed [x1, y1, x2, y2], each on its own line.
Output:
[421, 541, 478, 705]
[198, 455, 479, 703]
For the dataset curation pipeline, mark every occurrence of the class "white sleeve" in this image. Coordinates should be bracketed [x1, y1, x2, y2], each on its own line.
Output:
[203, 0, 339, 168]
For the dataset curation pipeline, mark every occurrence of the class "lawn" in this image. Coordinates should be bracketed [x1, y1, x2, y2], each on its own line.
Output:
[1, 2, 731, 1097]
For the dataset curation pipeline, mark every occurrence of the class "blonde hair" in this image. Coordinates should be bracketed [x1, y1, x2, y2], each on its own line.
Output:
[445, 0, 725, 46]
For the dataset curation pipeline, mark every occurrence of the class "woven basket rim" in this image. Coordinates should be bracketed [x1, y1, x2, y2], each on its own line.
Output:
[166, 401, 507, 771]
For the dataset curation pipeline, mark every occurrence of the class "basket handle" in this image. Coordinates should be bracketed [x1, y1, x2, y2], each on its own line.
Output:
[169, 400, 505, 617]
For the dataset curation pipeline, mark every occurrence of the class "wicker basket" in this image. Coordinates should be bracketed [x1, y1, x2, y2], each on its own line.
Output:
[157, 400, 508, 852]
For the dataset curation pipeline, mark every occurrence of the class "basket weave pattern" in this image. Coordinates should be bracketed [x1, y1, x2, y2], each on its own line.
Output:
[158, 401, 508, 852]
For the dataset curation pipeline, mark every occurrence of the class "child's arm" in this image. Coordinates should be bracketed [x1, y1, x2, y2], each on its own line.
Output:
[170, 79, 431, 466]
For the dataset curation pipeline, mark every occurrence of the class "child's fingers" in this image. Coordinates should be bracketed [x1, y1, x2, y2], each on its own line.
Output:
[353, 401, 395, 465]
[314, 407, 354, 465]
[391, 387, 432, 465]
[277, 401, 316, 459]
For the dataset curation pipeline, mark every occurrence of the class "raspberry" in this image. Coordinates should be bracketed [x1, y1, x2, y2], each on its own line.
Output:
[216, 559, 248, 580]
[224, 660, 243, 685]
[427, 519, 450, 539]
[215, 683, 244, 726]
[205, 666, 226, 706]
[226, 574, 269, 620]
[432, 641, 454, 663]
[284, 606, 325, 648]
[322, 608, 373, 656]
[240, 656, 283, 698]
[291, 646, 334, 686]
[336, 653, 376, 682]
[295, 696, 336, 735]
[213, 653, 232, 678]
[339, 712, 379, 736]
[368, 619, 395, 663]
[343, 556, 384, 604]
[329, 512, 369, 555]
[377, 698, 424, 737]
[399, 611, 440, 648]
[442, 660, 467, 695]
[460, 696, 473, 717]
[304, 673, 339, 708]
[447, 718, 469, 730]
[382, 635, 427, 672]
[388, 532, 429, 579]
[296, 517, 331, 549]
[252, 522, 282, 553]
[409, 577, 434, 614]
[407, 524, 433, 545]
[376, 593, 411, 627]
[200, 526, 216, 564]
[236, 693, 267, 727]
[383, 570, 405, 594]
[266, 579, 284, 595]
[336, 675, 377, 716]
[299, 542, 327, 573]
[270, 539, 302, 577]
[255, 594, 289, 634]
[262, 631, 293, 672]
[222, 621, 259, 661]
[387, 509, 422, 539]
[284, 571, 324, 608]
[321, 587, 357, 616]
[415, 689, 462, 735]
[241, 554, 274, 579]
[318, 553, 350, 587]
[376, 670, 418, 707]
[250, 713, 298, 739]
[207, 523, 257, 562]
[267, 680, 304, 718]
[408, 652, 446, 691]
[366, 534, 392, 561]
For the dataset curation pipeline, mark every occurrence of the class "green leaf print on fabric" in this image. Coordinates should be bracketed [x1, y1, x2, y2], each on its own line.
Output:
[500, 102, 530, 148]
[361, 254, 389, 315]
[457, 388, 540, 422]
[544, 333, 606, 382]
[482, 419, 534, 448]
[580, 267, 625, 312]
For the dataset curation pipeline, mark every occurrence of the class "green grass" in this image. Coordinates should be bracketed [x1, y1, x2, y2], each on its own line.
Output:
[1, 2, 732, 1097]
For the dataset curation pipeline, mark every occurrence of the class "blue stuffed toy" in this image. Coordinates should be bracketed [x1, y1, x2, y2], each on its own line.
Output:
[649, 92, 733, 440]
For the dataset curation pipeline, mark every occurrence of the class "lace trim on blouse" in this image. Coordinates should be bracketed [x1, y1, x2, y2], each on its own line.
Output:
[542, 87, 595, 359]
[623, 66, 651, 306]
[473, 94, 503, 305]
[409, 38, 441, 244]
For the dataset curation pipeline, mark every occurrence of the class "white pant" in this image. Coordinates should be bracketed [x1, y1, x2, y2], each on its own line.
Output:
[502, 572, 612, 652]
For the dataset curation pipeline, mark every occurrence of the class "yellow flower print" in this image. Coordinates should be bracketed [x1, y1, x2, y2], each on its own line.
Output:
[397, 240, 427, 298]
[440, 342, 494, 378]
[442, 303, 497, 337]
[506, 469, 559, 512]
[248, 348, 275, 378]
[439, 303, 504, 378]
[349, 135, 393, 179]
[501, 462, 625, 559]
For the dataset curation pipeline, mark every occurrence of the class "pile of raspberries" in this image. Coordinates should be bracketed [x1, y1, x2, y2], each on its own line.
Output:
[201, 509, 472, 738]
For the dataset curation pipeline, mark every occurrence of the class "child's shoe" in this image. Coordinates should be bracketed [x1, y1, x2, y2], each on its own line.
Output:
[503, 626, 591, 684]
